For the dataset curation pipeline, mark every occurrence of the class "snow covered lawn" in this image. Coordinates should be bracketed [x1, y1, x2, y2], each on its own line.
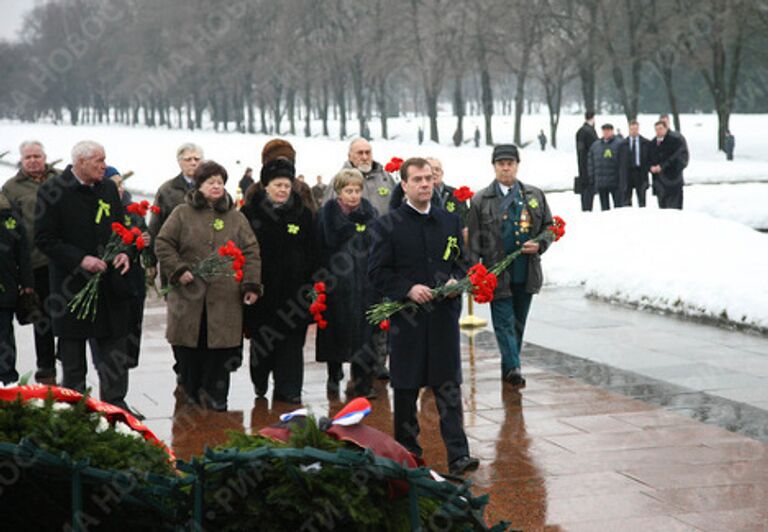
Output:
[541, 208, 768, 331]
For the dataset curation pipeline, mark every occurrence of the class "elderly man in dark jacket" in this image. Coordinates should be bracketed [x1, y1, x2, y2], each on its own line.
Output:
[2, 140, 60, 383]
[369, 157, 479, 476]
[467, 145, 553, 387]
[575, 111, 598, 211]
[618, 120, 652, 207]
[35, 141, 136, 413]
[147, 142, 204, 285]
[649, 120, 685, 209]
[588, 124, 623, 210]
[323, 137, 395, 216]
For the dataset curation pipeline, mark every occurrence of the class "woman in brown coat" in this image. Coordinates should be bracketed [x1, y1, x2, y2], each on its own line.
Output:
[155, 161, 261, 411]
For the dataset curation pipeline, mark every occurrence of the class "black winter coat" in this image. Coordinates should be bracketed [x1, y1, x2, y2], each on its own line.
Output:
[315, 199, 378, 363]
[369, 204, 466, 389]
[649, 134, 685, 189]
[576, 122, 598, 181]
[35, 167, 130, 338]
[242, 190, 317, 338]
[0, 196, 33, 309]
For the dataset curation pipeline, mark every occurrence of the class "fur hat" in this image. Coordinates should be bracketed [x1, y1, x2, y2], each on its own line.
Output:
[260, 158, 296, 186]
[261, 139, 296, 164]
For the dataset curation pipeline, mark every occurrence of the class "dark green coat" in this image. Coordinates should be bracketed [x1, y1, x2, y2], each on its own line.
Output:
[0, 193, 33, 308]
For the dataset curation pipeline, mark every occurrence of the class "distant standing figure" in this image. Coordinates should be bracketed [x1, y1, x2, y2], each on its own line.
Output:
[537, 130, 547, 151]
[311, 175, 327, 210]
[575, 111, 598, 211]
[587, 124, 623, 211]
[618, 120, 652, 207]
[417, 127, 424, 145]
[724, 131, 735, 161]
[474, 126, 481, 148]
[239, 167, 254, 196]
[649, 120, 685, 209]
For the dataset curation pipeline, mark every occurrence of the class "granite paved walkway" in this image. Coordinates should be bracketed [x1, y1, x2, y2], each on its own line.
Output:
[11, 288, 768, 530]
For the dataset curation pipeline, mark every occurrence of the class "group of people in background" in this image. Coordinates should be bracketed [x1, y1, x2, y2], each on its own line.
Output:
[575, 111, 690, 211]
[0, 134, 559, 476]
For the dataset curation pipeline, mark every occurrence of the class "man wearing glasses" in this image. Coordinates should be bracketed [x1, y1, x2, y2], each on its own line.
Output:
[146, 143, 204, 286]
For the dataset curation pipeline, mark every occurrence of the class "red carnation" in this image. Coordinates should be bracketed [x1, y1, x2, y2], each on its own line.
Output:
[467, 263, 498, 304]
[314, 281, 326, 293]
[135, 236, 146, 251]
[379, 319, 390, 331]
[318, 319, 328, 330]
[151, 205, 161, 215]
[384, 157, 403, 173]
[234, 270, 244, 282]
[549, 215, 566, 242]
[121, 232, 135, 245]
[453, 186, 474, 203]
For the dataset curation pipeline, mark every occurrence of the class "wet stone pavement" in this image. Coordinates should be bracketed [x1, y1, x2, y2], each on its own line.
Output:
[13, 292, 768, 531]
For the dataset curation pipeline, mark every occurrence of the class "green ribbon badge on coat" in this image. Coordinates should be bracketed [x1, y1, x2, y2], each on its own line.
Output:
[603, 148, 613, 158]
[377, 187, 390, 196]
[212, 218, 224, 231]
[287, 223, 300, 235]
[442, 236, 460, 261]
[355, 223, 366, 232]
[4, 217, 17, 230]
[94, 199, 111, 224]
[528, 198, 539, 209]
[446, 201, 456, 213]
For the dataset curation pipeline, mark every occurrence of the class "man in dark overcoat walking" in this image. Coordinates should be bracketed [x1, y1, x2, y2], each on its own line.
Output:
[35, 141, 135, 413]
[576, 111, 598, 211]
[369, 157, 479, 476]
[649, 120, 686, 209]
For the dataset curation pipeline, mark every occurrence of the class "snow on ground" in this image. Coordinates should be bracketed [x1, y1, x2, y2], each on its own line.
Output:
[1, 113, 767, 198]
[1, 114, 766, 328]
[541, 208, 768, 331]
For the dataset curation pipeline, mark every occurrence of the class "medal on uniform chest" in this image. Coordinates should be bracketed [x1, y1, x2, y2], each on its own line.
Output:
[519, 208, 531, 233]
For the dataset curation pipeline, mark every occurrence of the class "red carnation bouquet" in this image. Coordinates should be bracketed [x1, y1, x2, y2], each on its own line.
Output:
[366, 216, 566, 324]
[309, 282, 328, 329]
[126, 200, 161, 292]
[384, 157, 404, 173]
[450, 185, 474, 224]
[161, 240, 245, 295]
[126, 200, 160, 218]
[67, 222, 145, 321]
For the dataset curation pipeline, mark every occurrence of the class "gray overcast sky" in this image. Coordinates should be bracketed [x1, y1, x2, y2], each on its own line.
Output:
[0, 0, 40, 41]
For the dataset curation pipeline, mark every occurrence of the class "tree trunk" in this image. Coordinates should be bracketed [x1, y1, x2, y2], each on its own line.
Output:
[304, 80, 311, 137]
[452, 77, 464, 147]
[334, 81, 347, 139]
[425, 91, 439, 143]
[259, 96, 268, 134]
[287, 87, 296, 135]
[320, 81, 329, 137]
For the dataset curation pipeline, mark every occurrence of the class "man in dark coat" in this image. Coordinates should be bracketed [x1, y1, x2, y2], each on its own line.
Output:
[588, 124, 623, 211]
[35, 141, 135, 412]
[724, 131, 735, 161]
[575, 111, 598, 211]
[2, 140, 60, 383]
[649, 120, 685, 209]
[0, 192, 33, 384]
[467, 145, 553, 387]
[659, 114, 690, 170]
[618, 120, 652, 207]
[369, 157, 479, 476]
[147, 142, 204, 286]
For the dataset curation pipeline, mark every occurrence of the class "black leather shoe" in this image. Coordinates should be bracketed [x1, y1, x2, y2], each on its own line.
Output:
[273, 393, 302, 405]
[504, 369, 526, 387]
[449, 456, 480, 475]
